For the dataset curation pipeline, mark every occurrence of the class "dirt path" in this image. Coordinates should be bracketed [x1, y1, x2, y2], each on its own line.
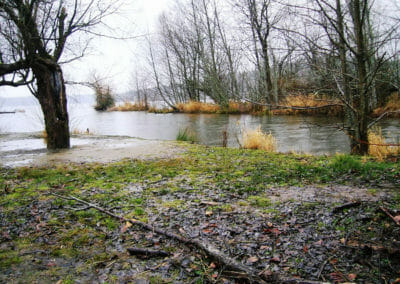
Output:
[0, 133, 186, 167]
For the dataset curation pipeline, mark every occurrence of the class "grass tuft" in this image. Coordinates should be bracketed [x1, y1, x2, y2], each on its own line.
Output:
[176, 127, 197, 143]
[242, 126, 277, 152]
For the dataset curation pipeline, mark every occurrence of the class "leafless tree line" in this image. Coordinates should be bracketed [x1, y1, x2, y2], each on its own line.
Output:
[144, 0, 400, 154]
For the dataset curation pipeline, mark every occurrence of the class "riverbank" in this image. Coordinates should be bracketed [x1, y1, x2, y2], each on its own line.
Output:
[1, 143, 399, 283]
[109, 93, 400, 118]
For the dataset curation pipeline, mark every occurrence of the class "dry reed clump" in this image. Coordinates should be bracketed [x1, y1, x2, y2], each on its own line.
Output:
[147, 106, 174, 114]
[368, 127, 400, 161]
[71, 128, 92, 135]
[176, 101, 220, 113]
[373, 92, 400, 118]
[272, 94, 343, 116]
[109, 101, 148, 112]
[242, 126, 277, 152]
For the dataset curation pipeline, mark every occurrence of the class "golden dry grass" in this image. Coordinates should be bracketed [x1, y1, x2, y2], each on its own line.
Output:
[71, 128, 93, 135]
[272, 94, 343, 116]
[242, 126, 277, 152]
[109, 101, 148, 112]
[176, 101, 220, 113]
[147, 106, 174, 113]
[373, 92, 400, 118]
[368, 127, 400, 161]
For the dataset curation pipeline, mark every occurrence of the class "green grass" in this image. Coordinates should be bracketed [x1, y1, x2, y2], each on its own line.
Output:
[176, 127, 197, 143]
[0, 144, 399, 282]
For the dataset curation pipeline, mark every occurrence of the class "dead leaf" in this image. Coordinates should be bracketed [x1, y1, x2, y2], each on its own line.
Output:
[121, 221, 132, 233]
[270, 255, 281, 263]
[272, 228, 281, 236]
[303, 245, 308, 253]
[202, 228, 213, 234]
[394, 215, 400, 223]
[248, 256, 259, 263]
[209, 262, 217, 269]
[211, 273, 218, 278]
[267, 222, 273, 227]
[348, 273, 357, 281]
[329, 272, 344, 282]
[205, 210, 213, 217]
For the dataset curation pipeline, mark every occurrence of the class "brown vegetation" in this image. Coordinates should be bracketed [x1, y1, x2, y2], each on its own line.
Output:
[242, 126, 277, 152]
[368, 127, 400, 161]
[372, 93, 400, 118]
[109, 101, 148, 112]
[271, 94, 344, 116]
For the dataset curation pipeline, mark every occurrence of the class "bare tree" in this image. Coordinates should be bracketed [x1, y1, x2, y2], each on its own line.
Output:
[0, 0, 119, 149]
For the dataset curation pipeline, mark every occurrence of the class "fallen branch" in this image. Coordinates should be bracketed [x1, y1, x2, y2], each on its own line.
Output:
[332, 202, 361, 214]
[380, 206, 400, 226]
[51, 193, 268, 283]
[127, 248, 170, 259]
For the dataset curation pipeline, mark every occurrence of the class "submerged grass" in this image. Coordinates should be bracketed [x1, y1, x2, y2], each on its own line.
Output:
[176, 127, 197, 143]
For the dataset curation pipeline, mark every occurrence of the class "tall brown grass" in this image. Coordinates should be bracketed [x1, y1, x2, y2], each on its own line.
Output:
[176, 101, 220, 113]
[373, 92, 400, 118]
[109, 101, 148, 112]
[272, 94, 343, 116]
[242, 126, 277, 152]
[368, 127, 400, 161]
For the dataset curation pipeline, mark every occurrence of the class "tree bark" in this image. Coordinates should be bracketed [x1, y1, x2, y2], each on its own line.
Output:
[34, 61, 70, 149]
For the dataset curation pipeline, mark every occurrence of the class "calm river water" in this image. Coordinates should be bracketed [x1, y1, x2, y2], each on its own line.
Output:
[1, 95, 399, 155]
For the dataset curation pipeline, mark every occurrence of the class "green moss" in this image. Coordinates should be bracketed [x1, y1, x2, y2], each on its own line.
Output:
[0, 251, 21, 268]
[247, 196, 272, 207]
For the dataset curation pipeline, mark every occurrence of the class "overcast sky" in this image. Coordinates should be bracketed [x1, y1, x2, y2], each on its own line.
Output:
[0, 0, 173, 98]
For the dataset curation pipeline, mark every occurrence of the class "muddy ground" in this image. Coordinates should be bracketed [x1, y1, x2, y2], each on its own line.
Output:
[0, 139, 399, 283]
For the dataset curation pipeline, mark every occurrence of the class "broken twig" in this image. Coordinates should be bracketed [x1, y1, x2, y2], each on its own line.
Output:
[380, 206, 400, 226]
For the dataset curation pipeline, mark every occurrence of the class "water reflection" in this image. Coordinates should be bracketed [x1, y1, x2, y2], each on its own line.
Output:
[1, 102, 399, 155]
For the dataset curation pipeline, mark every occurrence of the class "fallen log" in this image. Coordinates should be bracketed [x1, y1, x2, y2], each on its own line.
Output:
[127, 248, 170, 259]
[51, 193, 323, 283]
[332, 201, 361, 214]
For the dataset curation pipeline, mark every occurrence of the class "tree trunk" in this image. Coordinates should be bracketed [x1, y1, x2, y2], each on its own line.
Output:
[34, 62, 70, 149]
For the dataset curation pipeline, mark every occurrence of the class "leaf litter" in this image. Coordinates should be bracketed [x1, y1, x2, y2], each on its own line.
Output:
[0, 145, 399, 283]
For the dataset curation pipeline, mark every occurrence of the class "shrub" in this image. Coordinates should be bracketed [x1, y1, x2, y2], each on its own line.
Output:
[93, 81, 115, 111]
[242, 126, 277, 152]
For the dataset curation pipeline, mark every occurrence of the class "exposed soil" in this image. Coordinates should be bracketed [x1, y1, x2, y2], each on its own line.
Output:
[0, 133, 186, 167]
